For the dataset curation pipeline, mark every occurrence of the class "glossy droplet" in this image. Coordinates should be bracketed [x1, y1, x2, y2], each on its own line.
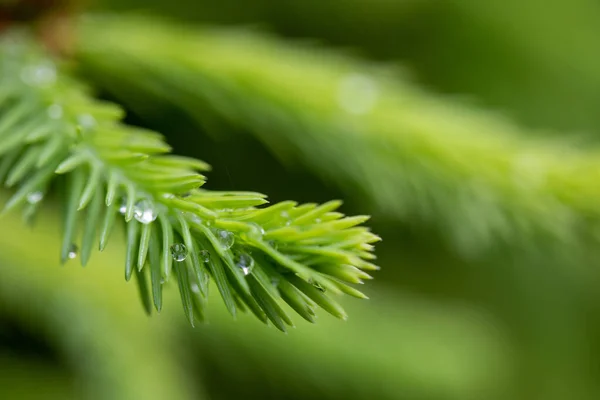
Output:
[242, 223, 265, 242]
[199, 249, 210, 263]
[26, 191, 43, 204]
[47, 104, 63, 119]
[118, 202, 127, 215]
[67, 244, 78, 259]
[191, 283, 201, 294]
[267, 240, 278, 250]
[314, 218, 322, 224]
[133, 199, 158, 224]
[216, 229, 234, 249]
[235, 252, 254, 275]
[250, 223, 265, 236]
[280, 211, 292, 226]
[162, 193, 175, 199]
[170, 243, 188, 262]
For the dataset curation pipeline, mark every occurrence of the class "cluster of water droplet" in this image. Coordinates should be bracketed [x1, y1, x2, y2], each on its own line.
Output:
[21, 62, 101, 132]
[114, 197, 266, 279]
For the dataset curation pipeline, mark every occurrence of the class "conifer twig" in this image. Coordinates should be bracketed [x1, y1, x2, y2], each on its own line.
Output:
[76, 14, 600, 261]
[0, 29, 378, 329]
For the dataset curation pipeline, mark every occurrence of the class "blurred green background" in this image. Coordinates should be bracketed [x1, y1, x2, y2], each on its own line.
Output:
[3, 0, 600, 399]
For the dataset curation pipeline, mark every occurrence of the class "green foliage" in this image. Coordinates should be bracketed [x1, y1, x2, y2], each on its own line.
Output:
[0, 30, 378, 329]
[4, 2, 600, 400]
[75, 14, 600, 262]
[0, 208, 507, 400]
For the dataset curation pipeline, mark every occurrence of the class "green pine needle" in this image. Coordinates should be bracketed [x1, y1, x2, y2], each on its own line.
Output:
[0, 30, 378, 329]
[75, 14, 600, 263]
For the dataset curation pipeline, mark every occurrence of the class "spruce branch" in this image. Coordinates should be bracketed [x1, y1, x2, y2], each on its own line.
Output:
[76, 14, 600, 260]
[0, 30, 379, 329]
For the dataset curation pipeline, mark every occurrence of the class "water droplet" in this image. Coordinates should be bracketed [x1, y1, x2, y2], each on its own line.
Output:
[280, 211, 292, 226]
[191, 283, 201, 294]
[21, 62, 56, 86]
[215, 229, 234, 249]
[133, 199, 158, 224]
[267, 240, 278, 250]
[67, 244, 78, 259]
[170, 243, 188, 262]
[118, 201, 127, 215]
[252, 223, 265, 235]
[309, 279, 326, 292]
[162, 193, 175, 199]
[242, 223, 265, 241]
[77, 114, 96, 130]
[235, 252, 254, 275]
[26, 191, 43, 204]
[160, 278, 166, 285]
[47, 104, 63, 119]
[271, 276, 280, 286]
[314, 218, 322, 224]
[199, 249, 210, 263]
[337, 73, 379, 115]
